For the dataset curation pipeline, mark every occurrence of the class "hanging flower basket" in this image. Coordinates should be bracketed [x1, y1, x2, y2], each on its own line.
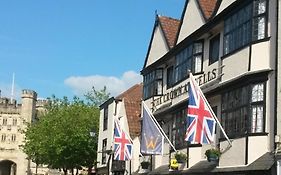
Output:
[205, 148, 221, 162]
[174, 151, 187, 163]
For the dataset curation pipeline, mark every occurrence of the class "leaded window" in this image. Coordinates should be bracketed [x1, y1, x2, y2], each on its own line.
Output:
[209, 34, 220, 65]
[250, 83, 264, 132]
[175, 41, 203, 84]
[167, 66, 174, 89]
[172, 108, 187, 149]
[224, 0, 267, 55]
[221, 82, 265, 137]
[143, 69, 163, 99]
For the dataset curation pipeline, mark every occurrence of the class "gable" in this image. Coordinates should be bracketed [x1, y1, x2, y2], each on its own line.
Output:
[177, 0, 205, 44]
[144, 23, 169, 68]
[198, 0, 218, 20]
[215, 0, 236, 16]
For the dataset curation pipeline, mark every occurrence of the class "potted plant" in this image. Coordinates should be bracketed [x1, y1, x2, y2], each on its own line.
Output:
[174, 151, 187, 163]
[205, 148, 221, 162]
[140, 161, 150, 169]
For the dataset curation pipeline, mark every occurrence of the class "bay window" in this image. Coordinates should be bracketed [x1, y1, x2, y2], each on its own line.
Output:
[143, 68, 163, 99]
[221, 82, 265, 138]
[175, 41, 203, 84]
[224, 0, 267, 55]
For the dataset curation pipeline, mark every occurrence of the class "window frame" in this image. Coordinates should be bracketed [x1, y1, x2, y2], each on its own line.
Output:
[102, 138, 107, 164]
[209, 34, 220, 65]
[143, 68, 163, 99]
[223, 0, 268, 56]
[166, 66, 174, 89]
[103, 106, 108, 131]
[171, 108, 187, 149]
[221, 81, 266, 138]
[174, 40, 204, 84]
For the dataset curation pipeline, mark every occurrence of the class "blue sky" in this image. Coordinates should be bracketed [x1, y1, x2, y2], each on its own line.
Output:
[0, 0, 185, 100]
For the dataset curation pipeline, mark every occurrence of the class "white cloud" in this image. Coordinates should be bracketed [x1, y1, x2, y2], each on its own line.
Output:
[64, 70, 142, 97]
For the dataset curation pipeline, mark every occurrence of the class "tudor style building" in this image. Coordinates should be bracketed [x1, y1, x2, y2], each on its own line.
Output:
[141, 0, 281, 174]
[96, 84, 143, 175]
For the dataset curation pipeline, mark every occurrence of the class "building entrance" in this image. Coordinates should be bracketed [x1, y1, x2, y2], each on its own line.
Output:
[0, 160, 17, 175]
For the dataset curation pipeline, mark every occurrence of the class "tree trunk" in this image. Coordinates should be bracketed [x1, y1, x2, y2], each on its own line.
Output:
[35, 163, 38, 175]
[75, 168, 79, 175]
[88, 165, 93, 175]
[63, 168, 67, 175]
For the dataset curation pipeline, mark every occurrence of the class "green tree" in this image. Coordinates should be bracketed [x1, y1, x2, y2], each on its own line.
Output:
[84, 86, 110, 106]
[23, 96, 99, 175]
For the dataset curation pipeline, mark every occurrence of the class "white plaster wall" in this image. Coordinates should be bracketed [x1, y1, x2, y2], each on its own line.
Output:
[251, 42, 271, 71]
[266, 72, 276, 152]
[189, 147, 202, 167]
[146, 26, 169, 67]
[248, 136, 268, 164]
[177, 0, 205, 44]
[97, 102, 115, 170]
[216, 0, 236, 15]
[221, 48, 250, 82]
[131, 137, 140, 173]
[219, 138, 246, 167]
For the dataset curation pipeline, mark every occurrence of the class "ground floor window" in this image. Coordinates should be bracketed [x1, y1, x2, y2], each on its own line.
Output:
[171, 108, 187, 149]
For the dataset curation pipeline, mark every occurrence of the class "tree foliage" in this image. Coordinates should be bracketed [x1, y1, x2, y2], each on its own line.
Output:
[84, 86, 110, 107]
[23, 95, 100, 174]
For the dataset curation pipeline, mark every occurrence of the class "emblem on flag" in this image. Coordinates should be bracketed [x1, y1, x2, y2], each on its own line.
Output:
[185, 73, 216, 144]
[140, 102, 164, 155]
[113, 120, 133, 160]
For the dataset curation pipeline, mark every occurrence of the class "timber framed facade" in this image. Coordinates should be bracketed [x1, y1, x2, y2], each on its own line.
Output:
[141, 0, 281, 174]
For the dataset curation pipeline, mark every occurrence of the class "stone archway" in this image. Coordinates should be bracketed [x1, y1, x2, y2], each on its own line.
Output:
[0, 160, 17, 175]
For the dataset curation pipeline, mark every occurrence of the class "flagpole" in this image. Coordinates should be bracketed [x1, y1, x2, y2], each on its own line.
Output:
[142, 101, 177, 152]
[189, 73, 232, 146]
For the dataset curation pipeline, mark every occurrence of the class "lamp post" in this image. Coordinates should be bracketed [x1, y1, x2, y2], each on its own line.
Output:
[89, 130, 96, 175]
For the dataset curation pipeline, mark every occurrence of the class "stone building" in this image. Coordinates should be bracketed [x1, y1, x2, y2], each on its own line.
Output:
[0, 89, 47, 175]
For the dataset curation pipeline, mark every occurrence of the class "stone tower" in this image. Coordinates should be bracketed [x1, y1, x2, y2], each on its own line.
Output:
[21, 90, 37, 123]
[0, 89, 37, 175]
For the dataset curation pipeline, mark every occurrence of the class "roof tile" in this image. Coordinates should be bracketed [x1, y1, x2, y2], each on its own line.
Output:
[116, 83, 143, 139]
[198, 0, 218, 20]
[158, 16, 180, 49]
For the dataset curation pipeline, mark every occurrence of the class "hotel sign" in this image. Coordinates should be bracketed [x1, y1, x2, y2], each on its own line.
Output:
[151, 68, 218, 109]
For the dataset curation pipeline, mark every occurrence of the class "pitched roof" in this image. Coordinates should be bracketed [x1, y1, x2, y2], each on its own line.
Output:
[116, 83, 143, 139]
[158, 16, 181, 49]
[142, 15, 180, 70]
[197, 0, 218, 20]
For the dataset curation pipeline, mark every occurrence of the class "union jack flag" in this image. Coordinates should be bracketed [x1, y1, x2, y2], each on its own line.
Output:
[185, 73, 216, 144]
[113, 119, 133, 161]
